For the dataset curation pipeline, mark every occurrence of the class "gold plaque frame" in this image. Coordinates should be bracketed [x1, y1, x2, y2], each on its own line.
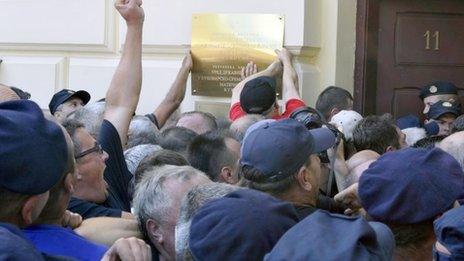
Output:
[191, 14, 284, 97]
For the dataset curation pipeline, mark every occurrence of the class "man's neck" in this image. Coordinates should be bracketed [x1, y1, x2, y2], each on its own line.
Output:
[394, 238, 434, 261]
[278, 188, 317, 207]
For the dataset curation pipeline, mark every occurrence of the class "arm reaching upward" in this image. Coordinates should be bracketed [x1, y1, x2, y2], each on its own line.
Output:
[276, 48, 301, 102]
[104, 0, 145, 146]
[152, 52, 192, 128]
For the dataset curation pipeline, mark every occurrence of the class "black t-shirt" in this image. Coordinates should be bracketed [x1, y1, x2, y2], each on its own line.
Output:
[68, 197, 121, 219]
[99, 120, 133, 212]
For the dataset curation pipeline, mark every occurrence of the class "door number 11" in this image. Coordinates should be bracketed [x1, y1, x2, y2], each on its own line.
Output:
[424, 30, 440, 50]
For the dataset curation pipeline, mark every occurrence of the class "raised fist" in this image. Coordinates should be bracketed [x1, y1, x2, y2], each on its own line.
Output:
[115, 0, 145, 26]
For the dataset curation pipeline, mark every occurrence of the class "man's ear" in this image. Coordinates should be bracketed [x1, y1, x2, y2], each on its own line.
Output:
[296, 166, 312, 192]
[22, 193, 48, 225]
[219, 166, 236, 184]
[385, 145, 394, 153]
[330, 107, 340, 120]
[146, 219, 163, 245]
[64, 173, 75, 194]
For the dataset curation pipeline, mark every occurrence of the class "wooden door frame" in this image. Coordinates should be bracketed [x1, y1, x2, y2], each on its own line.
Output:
[354, 0, 381, 115]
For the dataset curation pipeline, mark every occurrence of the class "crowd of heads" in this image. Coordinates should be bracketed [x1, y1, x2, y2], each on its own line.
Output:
[1, 1, 464, 260]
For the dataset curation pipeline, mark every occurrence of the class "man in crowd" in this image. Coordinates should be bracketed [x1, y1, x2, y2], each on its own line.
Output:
[425, 100, 461, 136]
[420, 81, 460, 114]
[175, 183, 239, 260]
[188, 131, 241, 184]
[49, 88, 91, 123]
[229, 114, 264, 142]
[229, 48, 305, 121]
[316, 86, 354, 121]
[352, 114, 406, 155]
[133, 165, 211, 261]
[176, 111, 218, 134]
[357, 148, 463, 260]
[65, 0, 145, 219]
[0, 99, 151, 260]
[241, 119, 336, 219]
[187, 189, 299, 260]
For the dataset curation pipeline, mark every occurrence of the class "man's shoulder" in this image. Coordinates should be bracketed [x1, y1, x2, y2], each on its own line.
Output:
[0, 223, 45, 260]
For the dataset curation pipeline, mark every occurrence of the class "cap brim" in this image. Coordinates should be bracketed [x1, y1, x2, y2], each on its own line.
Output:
[369, 221, 395, 259]
[308, 127, 336, 153]
[69, 90, 91, 105]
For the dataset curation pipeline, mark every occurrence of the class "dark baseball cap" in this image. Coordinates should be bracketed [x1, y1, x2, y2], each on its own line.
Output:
[241, 119, 336, 182]
[0, 100, 68, 195]
[427, 100, 461, 120]
[48, 89, 91, 115]
[359, 147, 464, 224]
[419, 81, 458, 100]
[189, 189, 298, 261]
[240, 76, 276, 114]
[264, 210, 395, 261]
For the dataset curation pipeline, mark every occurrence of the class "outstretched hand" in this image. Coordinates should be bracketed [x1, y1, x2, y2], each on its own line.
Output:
[102, 237, 151, 261]
[275, 48, 293, 65]
[182, 52, 193, 72]
[241, 61, 258, 80]
[115, 0, 145, 26]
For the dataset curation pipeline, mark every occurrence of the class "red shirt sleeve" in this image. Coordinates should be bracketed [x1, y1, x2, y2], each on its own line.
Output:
[279, 99, 306, 119]
[229, 102, 247, 121]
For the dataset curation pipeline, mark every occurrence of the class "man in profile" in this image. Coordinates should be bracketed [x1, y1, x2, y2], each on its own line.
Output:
[49, 89, 91, 123]
[420, 81, 460, 114]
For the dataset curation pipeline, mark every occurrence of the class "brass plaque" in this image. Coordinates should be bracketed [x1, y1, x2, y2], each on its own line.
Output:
[191, 14, 284, 97]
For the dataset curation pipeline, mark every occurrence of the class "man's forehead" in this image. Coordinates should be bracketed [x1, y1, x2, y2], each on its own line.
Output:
[63, 97, 84, 104]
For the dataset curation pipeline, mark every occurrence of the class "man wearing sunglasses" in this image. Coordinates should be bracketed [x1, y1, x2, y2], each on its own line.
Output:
[64, 0, 144, 220]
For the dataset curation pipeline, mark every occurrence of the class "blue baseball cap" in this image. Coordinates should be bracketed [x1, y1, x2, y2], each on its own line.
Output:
[420, 81, 458, 100]
[241, 119, 336, 182]
[0, 100, 68, 195]
[264, 210, 395, 261]
[359, 147, 464, 224]
[395, 114, 439, 135]
[48, 89, 90, 115]
[396, 115, 421, 130]
[434, 206, 464, 260]
[189, 189, 298, 261]
[427, 100, 461, 120]
[240, 76, 277, 114]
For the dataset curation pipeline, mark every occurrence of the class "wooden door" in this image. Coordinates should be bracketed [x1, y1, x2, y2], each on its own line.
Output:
[355, 0, 464, 117]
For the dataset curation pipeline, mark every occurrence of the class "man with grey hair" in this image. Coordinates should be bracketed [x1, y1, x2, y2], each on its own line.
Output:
[68, 101, 106, 138]
[175, 183, 238, 260]
[124, 144, 162, 175]
[127, 115, 160, 149]
[438, 131, 464, 171]
[229, 114, 264, 142]
[133, 165, 211, 261]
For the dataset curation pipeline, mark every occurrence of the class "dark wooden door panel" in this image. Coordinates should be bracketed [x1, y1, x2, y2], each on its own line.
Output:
[356, 0, 464, 117]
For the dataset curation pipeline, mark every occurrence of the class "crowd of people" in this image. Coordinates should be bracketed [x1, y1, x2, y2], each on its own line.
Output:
[1, 0, 464, 260]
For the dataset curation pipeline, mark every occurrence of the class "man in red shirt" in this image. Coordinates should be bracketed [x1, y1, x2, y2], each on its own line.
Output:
[229, 48, 306, 121]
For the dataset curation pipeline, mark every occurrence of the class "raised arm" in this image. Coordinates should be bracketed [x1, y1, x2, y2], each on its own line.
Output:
[152, 52, 192, 128]
[75, 217, 142, 246]
[230, 60, 282, 108]
[276, 48, 301, 102]
[104, 0, 145, 145]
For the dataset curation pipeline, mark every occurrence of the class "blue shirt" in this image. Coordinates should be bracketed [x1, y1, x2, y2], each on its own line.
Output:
[0, 223, 45, 261]
[23, 224, 108, 261]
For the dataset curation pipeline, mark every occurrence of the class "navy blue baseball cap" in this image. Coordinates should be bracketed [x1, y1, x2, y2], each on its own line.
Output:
[241, 119, 336, 182]
[434, 206, 464, 260]
[419, 81, 458, 100]
[427, 100, 461, 120]
[264, 210, 395, 261]
[240, 76, 277, 114]
[48, 89, 90, 115]
[189, 189, 298, 261]
[0, 100, 68, 195]
[359, 147, 464, 224]
[395, 114, 439, 135]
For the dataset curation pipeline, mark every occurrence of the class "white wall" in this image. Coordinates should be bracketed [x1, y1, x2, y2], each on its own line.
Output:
[0, 0, 356, 116]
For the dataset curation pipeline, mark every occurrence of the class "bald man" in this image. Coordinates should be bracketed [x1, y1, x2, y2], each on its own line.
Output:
[0, 84, 20, 102]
